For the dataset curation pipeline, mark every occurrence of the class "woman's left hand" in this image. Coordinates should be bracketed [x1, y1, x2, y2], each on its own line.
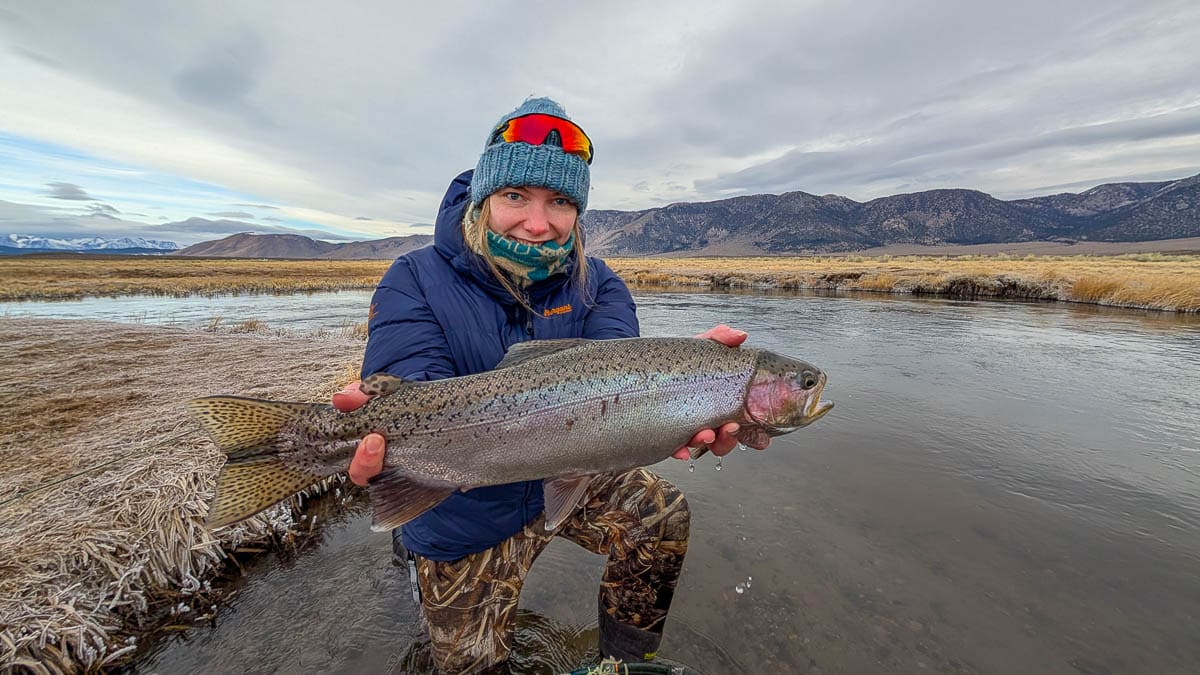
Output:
[672, 324, 769, 460]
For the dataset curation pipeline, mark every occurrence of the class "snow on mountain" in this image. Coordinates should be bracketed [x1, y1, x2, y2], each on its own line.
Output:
[3, 234, 180, 250]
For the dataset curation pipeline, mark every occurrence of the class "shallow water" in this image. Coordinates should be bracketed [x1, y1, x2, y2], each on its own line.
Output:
[1, 289, 375, 333]
[22, 290, 1198, 673]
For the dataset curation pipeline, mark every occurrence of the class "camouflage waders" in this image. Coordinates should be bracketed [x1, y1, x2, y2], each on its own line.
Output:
[411, 468, 690, 674]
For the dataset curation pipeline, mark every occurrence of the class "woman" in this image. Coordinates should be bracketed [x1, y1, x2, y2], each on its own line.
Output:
[333, 97, 760, 674]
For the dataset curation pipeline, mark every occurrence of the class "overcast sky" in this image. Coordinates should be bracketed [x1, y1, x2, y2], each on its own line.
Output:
[2, 1, 1198, 245]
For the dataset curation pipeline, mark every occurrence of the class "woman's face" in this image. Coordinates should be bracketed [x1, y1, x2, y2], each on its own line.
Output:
[486, 186, 577, 246]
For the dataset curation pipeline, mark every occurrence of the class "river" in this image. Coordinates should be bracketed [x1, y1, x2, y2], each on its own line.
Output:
[10, 290, 1199, 674]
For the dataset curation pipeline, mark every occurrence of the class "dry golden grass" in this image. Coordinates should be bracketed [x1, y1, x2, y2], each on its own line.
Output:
[605, 254, 1200, 312]
[0, 319, 363, 672]
[2, 252, 1198, 312]
[0, 255, 391, 301]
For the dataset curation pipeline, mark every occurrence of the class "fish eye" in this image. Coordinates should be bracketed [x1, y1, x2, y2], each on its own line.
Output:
[801, 371, 817, 389]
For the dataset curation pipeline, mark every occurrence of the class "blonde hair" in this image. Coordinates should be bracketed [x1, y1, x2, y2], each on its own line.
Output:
[466, 199, 592, 313]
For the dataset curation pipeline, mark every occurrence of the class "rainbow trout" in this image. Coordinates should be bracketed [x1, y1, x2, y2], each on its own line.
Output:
[189, 337, 832, 532]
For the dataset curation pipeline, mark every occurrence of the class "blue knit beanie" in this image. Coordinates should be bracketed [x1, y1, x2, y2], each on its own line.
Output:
[471, 97, 591, 214]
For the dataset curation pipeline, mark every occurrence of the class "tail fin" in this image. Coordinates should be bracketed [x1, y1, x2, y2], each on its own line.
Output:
[188, 396, 327, 528]
[188, 396, 323, 459]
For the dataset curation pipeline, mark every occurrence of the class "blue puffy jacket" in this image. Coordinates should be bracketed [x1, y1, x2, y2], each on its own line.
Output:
[362, 170, 640, 561]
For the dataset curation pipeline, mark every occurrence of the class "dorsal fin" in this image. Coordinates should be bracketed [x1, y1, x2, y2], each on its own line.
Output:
[495, 339, 592, 369]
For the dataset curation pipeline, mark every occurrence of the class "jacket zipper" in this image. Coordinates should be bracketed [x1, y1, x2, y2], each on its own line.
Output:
[522, 291, 534, 337]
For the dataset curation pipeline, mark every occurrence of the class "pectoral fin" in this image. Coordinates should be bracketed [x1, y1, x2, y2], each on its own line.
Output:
[543, 475, 593, 531]
[737, 425, 772, 450]
[367, 468, 456, 531]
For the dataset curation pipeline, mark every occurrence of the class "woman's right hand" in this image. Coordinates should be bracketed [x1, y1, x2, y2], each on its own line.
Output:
[332, 381, 387, 486]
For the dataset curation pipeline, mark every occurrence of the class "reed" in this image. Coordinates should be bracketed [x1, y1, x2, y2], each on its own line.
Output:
[0, 319, 363, 672]
[2, 252, 1198, 312]
[230, 318, 268, 333]
[0, 255, 391, 301]
[604, 255, 1200, 312]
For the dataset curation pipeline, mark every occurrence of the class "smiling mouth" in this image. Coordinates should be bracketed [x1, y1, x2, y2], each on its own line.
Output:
[512, 236, 550, 246]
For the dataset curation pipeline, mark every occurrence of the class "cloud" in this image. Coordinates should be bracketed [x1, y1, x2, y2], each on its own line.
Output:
[0, 0, 1197, 230]
[208, 210, 255, 218]
[85, 203, 121, 218]
[695, 105, 1200, 200]
[262, 215, 283, 222]
[0, 198, 365, 245]
[172, 28, 274, 130]
[43, 181, 94, 200]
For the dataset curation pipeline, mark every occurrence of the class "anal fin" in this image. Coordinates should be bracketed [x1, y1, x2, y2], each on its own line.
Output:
[367, 468, 456, 531]
[543, 475, 593, 531]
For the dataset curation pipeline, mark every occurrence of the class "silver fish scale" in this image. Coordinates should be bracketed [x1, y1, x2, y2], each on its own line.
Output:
[290, 338, 761, 487]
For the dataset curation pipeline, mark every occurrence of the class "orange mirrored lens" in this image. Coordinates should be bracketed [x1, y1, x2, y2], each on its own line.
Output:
[493, 113, 594, 164]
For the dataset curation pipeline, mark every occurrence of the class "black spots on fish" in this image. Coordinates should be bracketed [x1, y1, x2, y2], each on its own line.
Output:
[613, 394, 620, 405]
[189, 396, 314, 457]
[207, 457, 322, 528]
[600, 400, 607, 416]
[565, 419, 575, 430]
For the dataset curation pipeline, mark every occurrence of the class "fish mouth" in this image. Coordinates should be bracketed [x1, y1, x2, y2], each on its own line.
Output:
[765, 373, 833, 434]
[802, 373, 833, 424]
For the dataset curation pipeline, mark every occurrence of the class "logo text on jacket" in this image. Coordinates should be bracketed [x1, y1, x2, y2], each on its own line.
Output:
[543, 304, 572, 317]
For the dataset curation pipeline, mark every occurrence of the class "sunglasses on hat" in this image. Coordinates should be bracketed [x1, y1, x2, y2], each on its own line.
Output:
[490, 113, 594, 165]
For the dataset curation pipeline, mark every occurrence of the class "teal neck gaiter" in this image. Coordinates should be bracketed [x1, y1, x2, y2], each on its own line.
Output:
[484, 229, 575, 286]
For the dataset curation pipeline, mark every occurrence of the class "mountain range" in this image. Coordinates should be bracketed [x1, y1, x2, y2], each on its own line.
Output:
[7, 173, 1197, 259]
[2, 234, 180, 253]
[176, 232, 433, 259]
[583, 172, 1200, 255]
[181, 172, 1198, 258]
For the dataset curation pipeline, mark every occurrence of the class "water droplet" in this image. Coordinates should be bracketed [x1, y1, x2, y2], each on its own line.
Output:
[688, 460, 695, 473]
[734, 583, 746, 594]
[715, 457, 723, 471]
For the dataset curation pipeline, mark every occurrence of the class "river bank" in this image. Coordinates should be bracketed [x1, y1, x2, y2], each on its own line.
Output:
[2, 252, 1198, 312]
[0, 319, 362, 672]
[605, 254, 1200, 312]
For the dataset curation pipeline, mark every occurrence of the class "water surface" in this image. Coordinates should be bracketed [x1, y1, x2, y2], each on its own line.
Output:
[15, 291, 1197, 674]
